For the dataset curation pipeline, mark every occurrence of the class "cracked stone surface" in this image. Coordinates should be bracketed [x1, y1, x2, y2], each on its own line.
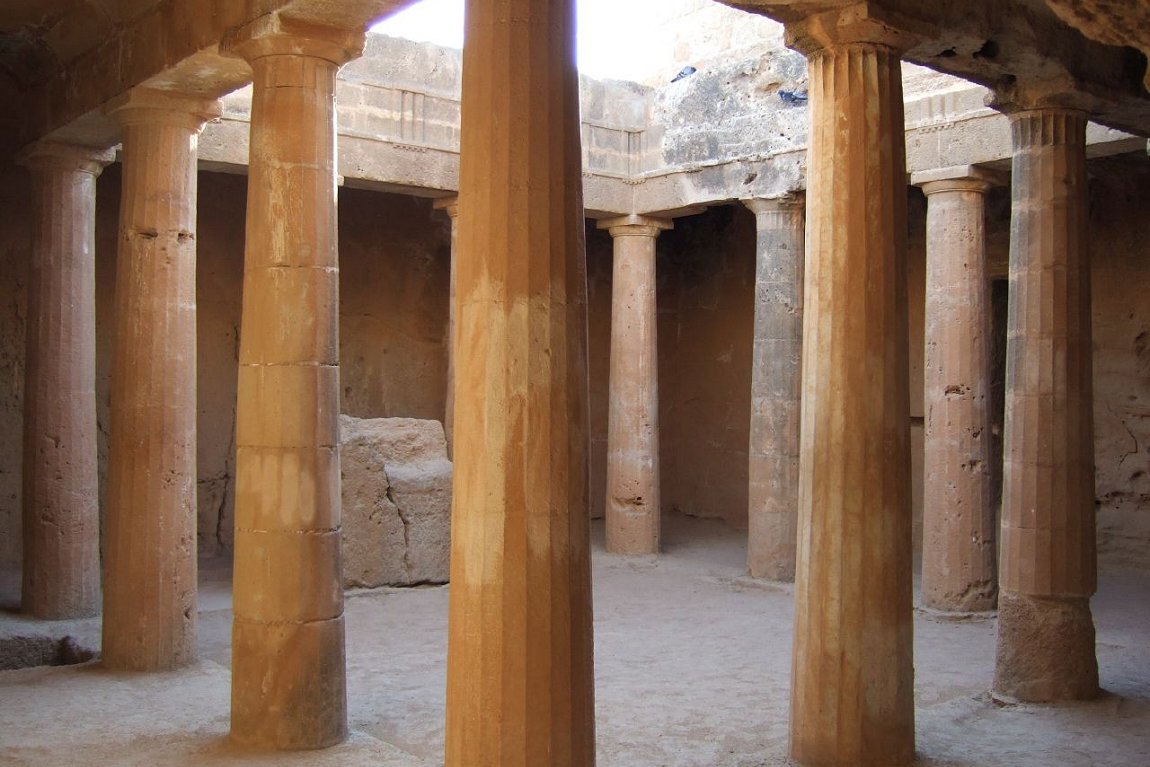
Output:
[340, 416, 451, 588]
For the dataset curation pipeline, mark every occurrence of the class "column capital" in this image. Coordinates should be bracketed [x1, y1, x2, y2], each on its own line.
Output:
[987, 77, 1101, 118]
[17, 141, 116, 176]
[434, 196, 460, 219]
[222, 14, 365, 66]
[911, 165, 1007, 196]
[597, 214, 673, 239]
[743, 194, 805, 215]
[105, 87, 222, 133]
[784, 2, 935, 57]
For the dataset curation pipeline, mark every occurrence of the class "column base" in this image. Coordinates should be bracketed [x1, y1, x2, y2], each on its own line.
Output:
[993, 591, 1099, 702]
[605, 503, 659, 555]
[230, 615, 348, 750]
[747, 508, 797, 582]
[922, 579, 997, 614]
[790, 728, 914, 767]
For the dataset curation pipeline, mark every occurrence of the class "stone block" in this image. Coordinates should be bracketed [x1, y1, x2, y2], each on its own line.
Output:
[340, 415, 452, 587]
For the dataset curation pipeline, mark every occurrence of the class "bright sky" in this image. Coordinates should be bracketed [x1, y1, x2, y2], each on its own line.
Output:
[372, 0, 670, 80]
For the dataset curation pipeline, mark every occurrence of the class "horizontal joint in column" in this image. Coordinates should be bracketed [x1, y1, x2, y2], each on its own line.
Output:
[230, 614, 347, 749]
[232, 528, 344, 623]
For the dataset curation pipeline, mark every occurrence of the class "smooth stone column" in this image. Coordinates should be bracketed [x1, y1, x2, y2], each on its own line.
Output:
[743, 196, 804, 581]
[18, 142, 114, 620]
[994, 107, 1098, 702]
[102, 89, 219, 671]
[598, 214, 670, 555]
[222, 16, 363, 750]
[785, 8, 918, 765]
[444, 0, 595, 764]
[913, 166, 999, 613]
[434, 196, 459, 457]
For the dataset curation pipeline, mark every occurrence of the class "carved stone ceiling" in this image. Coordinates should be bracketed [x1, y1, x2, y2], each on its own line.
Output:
[0, 0, 163, 90]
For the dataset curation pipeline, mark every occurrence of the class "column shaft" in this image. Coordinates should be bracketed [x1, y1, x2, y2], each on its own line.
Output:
[601, 216, 668, 555]
[19, 143, 114, 619]
[103, 90, 217, 671]
[224, 18, 363, 749]
[995, 108, 1098, 702]
[786, 12, 915, 765]
[920, 175, 997, 612]
[444, 0, 595, 763]
[745, 197, 804, 581]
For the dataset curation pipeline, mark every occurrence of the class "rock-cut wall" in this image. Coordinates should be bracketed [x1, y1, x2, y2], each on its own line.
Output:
[340, 416, 452, 588]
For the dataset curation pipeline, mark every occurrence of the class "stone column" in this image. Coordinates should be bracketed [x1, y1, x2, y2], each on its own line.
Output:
[784, 8, 919, 765]
[912, 166, 1000, 613]
[743, 196, 804, 581]
[598, 214, 670, 555]
[444, 0, 595, 763]
[994, 106, 1098, 702]
[434, 196, 459, 457]
[102, 89, 219, 671]
[18, 142, 115, 620]
[222, 16, 363, 749]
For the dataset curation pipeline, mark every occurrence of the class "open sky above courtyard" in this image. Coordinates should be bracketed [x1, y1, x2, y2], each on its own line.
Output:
[372, 0, 672, 80]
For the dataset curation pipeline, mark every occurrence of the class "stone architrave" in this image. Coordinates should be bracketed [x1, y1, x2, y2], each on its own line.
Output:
[18, 142, 115, 620]
[434, 196, 459, 457]
[223, 15, 365, 750]
[598, 214, 671, 556]
[784, 6, 923, 765]
[743, 195, 804, 582]
[102, 89, 219, 672]
[994, 105, 1099, 702]
[443, 0, 596, 764]
[913, 165, 1002, 613]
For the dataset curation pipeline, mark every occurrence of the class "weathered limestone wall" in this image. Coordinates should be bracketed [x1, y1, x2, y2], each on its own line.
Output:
[908, 191, 927, 558]
[0, 167, 31, 566]
[338, 188, 450, 423]
[587, 225, 613, 521]
[1, 158, 1148, 571]
[628, 0, 789, 87]
[657, 206, 755, 527]
[649, 36, 808, 172]
[1091, 161, 1150, 570]
[0, 168, 451, 564]
[192, 170, 245, 557]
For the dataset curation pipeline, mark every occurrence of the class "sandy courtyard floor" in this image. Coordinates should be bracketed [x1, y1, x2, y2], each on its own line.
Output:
[1, 514, 1148, 766]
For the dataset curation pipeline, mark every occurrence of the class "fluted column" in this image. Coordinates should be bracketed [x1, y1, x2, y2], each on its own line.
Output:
[598, 214, 670, 555]
[913, 166, 1000, 613]
[785, 7, 918, 765]
[222, 16, 363, 749]
[444, 0, 595, 764]
[994, 106, 1098, 702]
[102, 89, 219, 671]
[18, 142, 115, 620]
[435, 196, 459, 457]
[743, 196, 804, 581]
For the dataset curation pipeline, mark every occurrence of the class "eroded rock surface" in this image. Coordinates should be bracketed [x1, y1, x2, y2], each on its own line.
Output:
[340, 416, 452, 588]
